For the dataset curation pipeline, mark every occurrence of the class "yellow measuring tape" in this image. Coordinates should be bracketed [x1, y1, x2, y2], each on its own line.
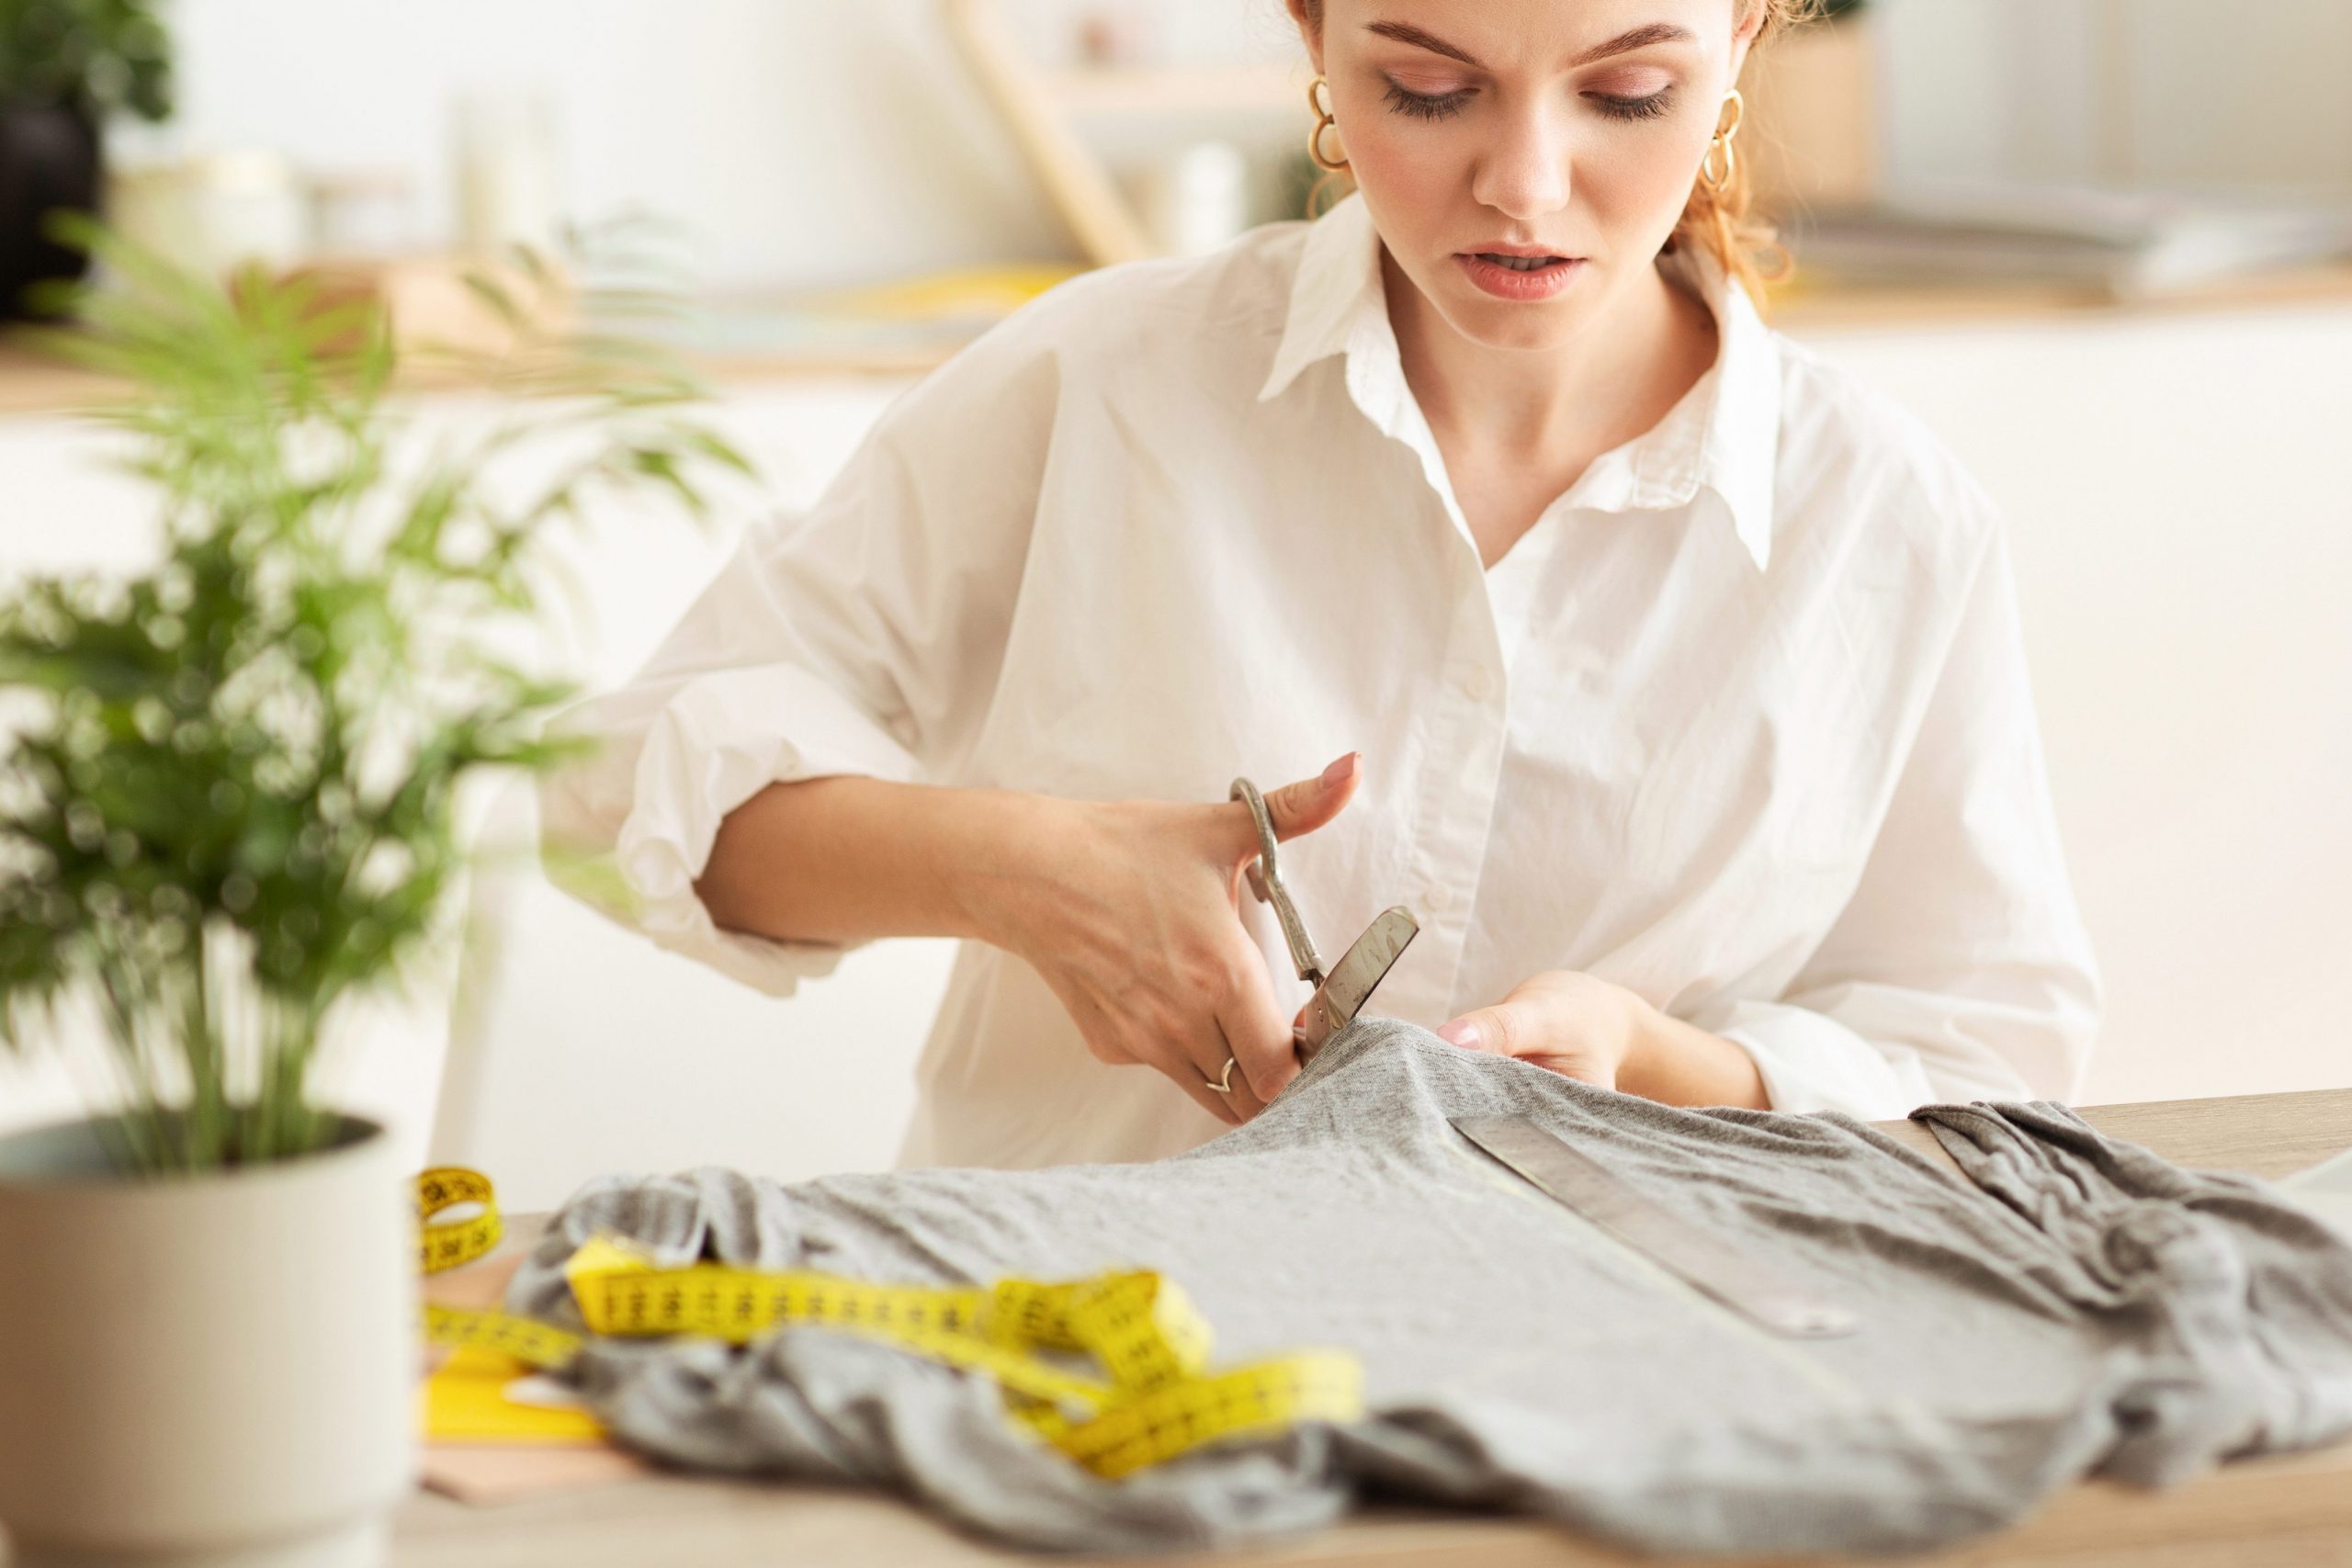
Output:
[416, 1168, 1363, 1480]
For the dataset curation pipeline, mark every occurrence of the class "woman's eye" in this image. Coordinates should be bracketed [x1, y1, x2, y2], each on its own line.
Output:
[1593, 88, 1676, 121]
[1382, 80, 1473, 121]
[1380, 82, 1678, 124]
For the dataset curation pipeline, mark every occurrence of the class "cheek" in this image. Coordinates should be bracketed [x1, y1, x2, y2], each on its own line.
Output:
[1337, 111, 1462, 243]
[1338, 104, 1456, 199]
[1577, 130, 1706, 216]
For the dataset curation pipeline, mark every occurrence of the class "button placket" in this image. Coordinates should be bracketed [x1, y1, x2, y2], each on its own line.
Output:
[1391, 552, 1510, 1016]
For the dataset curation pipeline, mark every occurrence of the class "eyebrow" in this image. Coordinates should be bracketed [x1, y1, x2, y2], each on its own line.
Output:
[1363, 19, 1697, 71]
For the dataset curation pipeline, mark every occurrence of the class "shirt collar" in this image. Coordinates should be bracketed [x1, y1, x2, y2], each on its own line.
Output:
[1258, 190, 1783, 572]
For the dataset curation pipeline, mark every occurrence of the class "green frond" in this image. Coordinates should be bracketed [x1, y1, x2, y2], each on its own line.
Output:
[0, 213, 745, 1172]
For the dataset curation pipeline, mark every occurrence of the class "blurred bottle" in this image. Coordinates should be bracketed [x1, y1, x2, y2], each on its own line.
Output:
[452, 87, 561, 258]
[1132, 141, 1251, 257]
[1073, 4, 1158, 67]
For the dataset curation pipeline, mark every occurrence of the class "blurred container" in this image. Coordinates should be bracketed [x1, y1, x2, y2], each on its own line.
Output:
[0, 1114, 413, 1568]
[287, 249, 572, 360]
[1131, 140, 1250, 257]
[107, 151, 312, 280]
[0, 103, 101, 319]
[453, 87, 561, 258]
[1073, 4, 1159, 67]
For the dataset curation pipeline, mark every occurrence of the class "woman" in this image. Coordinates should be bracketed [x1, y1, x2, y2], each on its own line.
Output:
[540, 0, 2100, 1169]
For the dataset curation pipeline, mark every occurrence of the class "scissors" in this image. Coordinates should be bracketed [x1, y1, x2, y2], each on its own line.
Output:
[1229, 776, 1420, 1065]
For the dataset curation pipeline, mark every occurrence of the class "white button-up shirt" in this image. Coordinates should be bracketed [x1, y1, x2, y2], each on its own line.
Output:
[540, 190, 2101, 1169]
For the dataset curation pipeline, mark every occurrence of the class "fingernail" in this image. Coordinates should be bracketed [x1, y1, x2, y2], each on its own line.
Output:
[1436, 1020, 1479, 1050]
[1322, 751, 1355, 788]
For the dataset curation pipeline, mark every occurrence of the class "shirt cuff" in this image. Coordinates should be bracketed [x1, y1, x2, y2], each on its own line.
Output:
[615, 664, 923, 998]
[1703, 998, 1939, 1121]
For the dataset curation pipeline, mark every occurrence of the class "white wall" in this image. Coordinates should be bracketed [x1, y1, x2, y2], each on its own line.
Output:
[144, 0, 1310, 292]
[1799, 299, 2352, 1105]
[150, 0, 1068, 289]
[130, 0, 2352, 296]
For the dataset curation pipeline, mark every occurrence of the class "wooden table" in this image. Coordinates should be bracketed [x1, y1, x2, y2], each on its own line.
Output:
[394, 1089, 2352, 1568]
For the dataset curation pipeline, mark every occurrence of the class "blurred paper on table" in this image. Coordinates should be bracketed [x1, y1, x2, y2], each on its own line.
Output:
[661, 263, 1084, 370]
[416, 1231, 653, 1503]
[421, 1346, 604, 1444]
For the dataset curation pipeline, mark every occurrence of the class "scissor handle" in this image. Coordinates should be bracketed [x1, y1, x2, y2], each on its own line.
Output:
[1230, 777, 1325, 988]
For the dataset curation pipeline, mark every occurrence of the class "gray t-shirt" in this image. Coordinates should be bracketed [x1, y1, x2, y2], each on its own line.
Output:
[510, 1018, 2352, 1556]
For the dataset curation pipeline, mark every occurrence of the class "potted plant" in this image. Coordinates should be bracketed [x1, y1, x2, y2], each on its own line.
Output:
[0, 0, 174, 318]
[0, 223, 749, 1568]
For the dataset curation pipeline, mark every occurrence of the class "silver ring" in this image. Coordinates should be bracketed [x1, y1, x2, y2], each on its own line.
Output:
[1205, 1055, 1239, 1094]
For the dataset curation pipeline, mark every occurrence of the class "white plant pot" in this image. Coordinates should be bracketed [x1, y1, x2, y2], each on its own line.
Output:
[0, 1114, 415, 1568]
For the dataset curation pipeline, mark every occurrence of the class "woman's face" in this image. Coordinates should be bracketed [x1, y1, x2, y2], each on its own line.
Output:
[1299, 0, 1756, 350]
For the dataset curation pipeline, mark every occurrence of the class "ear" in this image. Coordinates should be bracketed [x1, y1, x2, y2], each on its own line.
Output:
[1284, 0, 1326, 75]
[1726, 0, 1768, 80]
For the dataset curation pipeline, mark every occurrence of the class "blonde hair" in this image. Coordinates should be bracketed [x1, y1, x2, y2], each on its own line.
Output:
[1297, 0, 1831, 317]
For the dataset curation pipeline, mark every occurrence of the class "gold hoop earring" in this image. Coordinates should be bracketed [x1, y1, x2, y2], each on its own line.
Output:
[1306, 74, 1350, 173]
[1698, 88, 1745, 191]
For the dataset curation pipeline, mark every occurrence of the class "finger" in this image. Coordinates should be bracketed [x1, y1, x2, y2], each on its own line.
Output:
[1154, 1048, 1243, 1125]
[1227, 751, 1363, 863]
[1190, 1016, 1271, 1122]
[1145, 1027, 1252, 1125]
[1220, 944, 1303, 1104]
[1046, 973, 1244, 1122]
[1190, 1055, 1249, 1125]
[1434, 1002, 1524, 1059]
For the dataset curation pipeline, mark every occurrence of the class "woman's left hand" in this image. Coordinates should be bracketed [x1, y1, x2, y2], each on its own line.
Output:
[1432, 970, 1648, 1089]
[1433, 971, 1772, 1109]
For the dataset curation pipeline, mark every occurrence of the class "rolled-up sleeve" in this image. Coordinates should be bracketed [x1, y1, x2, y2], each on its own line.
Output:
[1700, 519, 2103, 1118]
[537, 324, 1059, 996]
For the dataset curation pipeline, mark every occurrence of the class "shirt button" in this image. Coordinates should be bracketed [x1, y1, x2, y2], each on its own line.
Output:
[1460, 666, 1494, 702]
[1424, 885, 1455, 914]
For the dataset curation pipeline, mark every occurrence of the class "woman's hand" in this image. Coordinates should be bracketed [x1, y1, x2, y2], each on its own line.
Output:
[992, 753, 1363, 1127]
[1435, 971, 1770, 1109]
[1433, 970, 1646, 1088]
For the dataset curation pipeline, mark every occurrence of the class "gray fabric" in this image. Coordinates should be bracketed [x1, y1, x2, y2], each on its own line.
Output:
[510, 1018, 2352, 1557]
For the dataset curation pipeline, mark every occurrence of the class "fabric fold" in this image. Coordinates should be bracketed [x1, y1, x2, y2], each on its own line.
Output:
[510, 1019, 2352, 1555]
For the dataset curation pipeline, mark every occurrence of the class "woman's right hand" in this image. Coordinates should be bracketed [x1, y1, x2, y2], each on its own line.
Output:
[992, 753, 1363, 1126]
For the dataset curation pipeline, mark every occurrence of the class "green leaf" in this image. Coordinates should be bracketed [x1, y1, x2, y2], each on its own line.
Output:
[0, 212, 744, 1174]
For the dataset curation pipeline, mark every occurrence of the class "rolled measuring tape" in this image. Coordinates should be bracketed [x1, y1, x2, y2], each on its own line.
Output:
[417, 1164, 588, 1371]
[415, 1168, 1363, 1480]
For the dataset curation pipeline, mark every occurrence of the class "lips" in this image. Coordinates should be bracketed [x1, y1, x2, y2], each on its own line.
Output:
[1464, 243, 1582, 262]
[1455, 251, 1586, 300]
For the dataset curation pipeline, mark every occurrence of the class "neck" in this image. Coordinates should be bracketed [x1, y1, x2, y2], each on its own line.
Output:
[1386, 246, 1718, 460]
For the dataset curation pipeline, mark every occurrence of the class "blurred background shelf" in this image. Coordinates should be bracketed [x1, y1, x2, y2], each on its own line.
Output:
[16, 255, 2352, 415]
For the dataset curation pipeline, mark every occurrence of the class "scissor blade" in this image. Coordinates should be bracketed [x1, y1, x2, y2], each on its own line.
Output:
[1295, 906, 1419, 1060]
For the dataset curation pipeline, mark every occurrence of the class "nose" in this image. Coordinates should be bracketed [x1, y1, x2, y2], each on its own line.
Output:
[1469, 97, 1571, 223]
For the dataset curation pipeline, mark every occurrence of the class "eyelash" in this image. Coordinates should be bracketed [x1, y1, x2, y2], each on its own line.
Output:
[1379, 82, 1676, 123]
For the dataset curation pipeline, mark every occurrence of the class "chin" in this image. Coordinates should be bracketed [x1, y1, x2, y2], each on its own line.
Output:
[1447, 290, 1591, 353]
